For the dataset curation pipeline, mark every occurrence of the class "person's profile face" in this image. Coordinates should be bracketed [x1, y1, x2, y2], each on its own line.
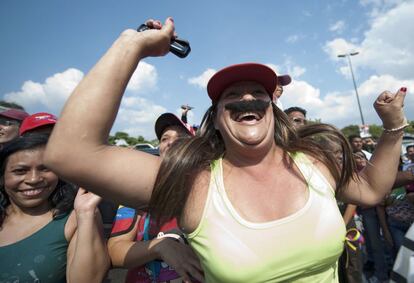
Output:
[158, 125, 187, 158]
[287, 111, 306, 129]
[407, 146, 414, 162]
[0, 117, 20, 144]
[351, 137, 363, 151]
[273, 85, 283, 101]
[354, 152, 367, 170]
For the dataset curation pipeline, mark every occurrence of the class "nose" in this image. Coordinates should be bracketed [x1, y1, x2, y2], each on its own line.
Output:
[166, 139, 175, 148]
[25, 169, 43, 185]
[240, 92, 256, 101]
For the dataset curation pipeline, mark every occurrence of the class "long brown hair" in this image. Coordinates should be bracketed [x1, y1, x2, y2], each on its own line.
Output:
[149, 103, 355, 223]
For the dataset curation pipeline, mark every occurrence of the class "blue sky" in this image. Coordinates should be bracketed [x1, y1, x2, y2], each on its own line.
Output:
[1, 0, 413, 139]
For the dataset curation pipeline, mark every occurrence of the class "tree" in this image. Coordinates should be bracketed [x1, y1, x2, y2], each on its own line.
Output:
[341, 125, 359, 137]
[368, 124, 383, 139]
[406, 120, 414, 134]
[108, 132, 157, 146]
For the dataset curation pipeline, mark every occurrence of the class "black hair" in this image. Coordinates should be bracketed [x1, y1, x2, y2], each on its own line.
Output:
[0, 100, 26, 111]
[284, 106, 307, 117]
[407, 145, 414, 151]
[0, 134, 75, 227]
[348, 134, 362, 143]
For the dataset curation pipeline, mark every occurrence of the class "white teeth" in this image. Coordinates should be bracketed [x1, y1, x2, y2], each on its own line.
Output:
[21, 189, 43, 196]
[236, 112, 261, 121]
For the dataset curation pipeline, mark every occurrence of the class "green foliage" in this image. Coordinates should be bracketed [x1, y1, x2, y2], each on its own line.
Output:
[341, 125, 359, 137]
[107, 119, 414, 146]
[406, 120, 414, 134]
[341, 121, 414, 139]
[368, 124, 383, 139]
[108, 132, 157, 146]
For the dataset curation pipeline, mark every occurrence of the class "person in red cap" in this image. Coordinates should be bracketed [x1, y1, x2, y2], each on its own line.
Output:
[45, 18, 408, 283]
[19, 112, 58, 136]
[0, 108, 29, 148]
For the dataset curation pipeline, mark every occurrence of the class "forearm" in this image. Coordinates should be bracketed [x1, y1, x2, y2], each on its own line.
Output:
[359, 131, 403, 202]
[376, 205, 391, 235]
[109, 238, 163, 269]
[45, 31, 145, 168]
[343, 204, 357, 226]
[68, 212, 110, 283]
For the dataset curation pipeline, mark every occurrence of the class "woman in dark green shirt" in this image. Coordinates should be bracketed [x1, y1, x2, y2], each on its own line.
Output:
[0, 134, 109, 282]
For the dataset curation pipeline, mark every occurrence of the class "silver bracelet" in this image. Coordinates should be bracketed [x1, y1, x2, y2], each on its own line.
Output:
[383, 117, 409, 133]
[156, 232, 184, 243]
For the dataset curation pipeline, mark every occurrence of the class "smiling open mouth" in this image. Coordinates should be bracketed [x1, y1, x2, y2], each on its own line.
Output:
[225, 99, 269, 123]
[233, 111, 263, 122]
[20, 188, 44, 196]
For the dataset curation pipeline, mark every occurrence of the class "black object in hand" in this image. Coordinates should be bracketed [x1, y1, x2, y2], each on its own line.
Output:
[137, 24, 191, 58]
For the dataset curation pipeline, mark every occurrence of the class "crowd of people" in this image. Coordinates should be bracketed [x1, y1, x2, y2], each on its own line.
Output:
[1, 17, 413, 283]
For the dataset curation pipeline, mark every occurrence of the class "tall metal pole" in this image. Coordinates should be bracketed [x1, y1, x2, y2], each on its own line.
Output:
[338, 52, 365, 125]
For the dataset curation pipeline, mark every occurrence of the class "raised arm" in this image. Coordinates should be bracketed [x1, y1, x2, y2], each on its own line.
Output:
[342, 88, 408, 206]
[66, 189, 110, 283]
[45, 19, 175, 207]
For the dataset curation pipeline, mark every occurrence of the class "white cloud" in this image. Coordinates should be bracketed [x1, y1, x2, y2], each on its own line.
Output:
[116, 96, 167, 138]
[282, 74, 414, 127]
[291, 66, 306, 78]
[3, 62, 167, 140]
[267, 62, 306, 79]
[188, 68, 216, 89]
[4, 68, 84, 115]
[323, 38, 359, 61]
[329, 20, 346, 34]
[286, 35, 299, 44]
[266, 63, 283, 74]
[126, 61, 158, 93]
[324, 1, 414, 80]
[359, 0, 404, 17]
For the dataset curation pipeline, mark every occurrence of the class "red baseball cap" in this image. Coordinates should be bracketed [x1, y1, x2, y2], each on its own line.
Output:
[207, 63, 278, 103]
[0, 109, 29, 121]
[278, 74, 292, 86]
[19, 112, 57, 135]
[155, 113, 195, 140]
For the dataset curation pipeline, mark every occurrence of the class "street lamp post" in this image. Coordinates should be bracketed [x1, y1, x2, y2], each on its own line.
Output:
[338, 52, 365, 125]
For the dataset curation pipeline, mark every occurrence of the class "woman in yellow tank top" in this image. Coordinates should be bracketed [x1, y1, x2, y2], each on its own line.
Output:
[45, 18, 408, 282]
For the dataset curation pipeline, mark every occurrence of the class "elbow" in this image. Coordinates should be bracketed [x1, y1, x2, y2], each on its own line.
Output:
[44, 143, 69, 178]
[107, 241, 125, 268]
[44, 145, 60, 169]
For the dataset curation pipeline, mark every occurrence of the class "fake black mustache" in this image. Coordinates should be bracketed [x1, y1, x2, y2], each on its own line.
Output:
[224, 99, 271, 113]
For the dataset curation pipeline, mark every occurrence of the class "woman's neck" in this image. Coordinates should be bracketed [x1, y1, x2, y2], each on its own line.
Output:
[7, 201, 53, 218]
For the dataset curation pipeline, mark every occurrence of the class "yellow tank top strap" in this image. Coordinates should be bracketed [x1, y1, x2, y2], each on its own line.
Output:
[288, 151, 336, 197]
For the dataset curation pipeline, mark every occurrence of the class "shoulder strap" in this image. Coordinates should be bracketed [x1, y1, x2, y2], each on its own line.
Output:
[289, 152, 335, 196]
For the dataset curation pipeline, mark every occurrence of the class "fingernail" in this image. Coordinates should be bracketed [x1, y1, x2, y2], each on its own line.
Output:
[168, 17, 174, 23]
[400, 87, 407, 92]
